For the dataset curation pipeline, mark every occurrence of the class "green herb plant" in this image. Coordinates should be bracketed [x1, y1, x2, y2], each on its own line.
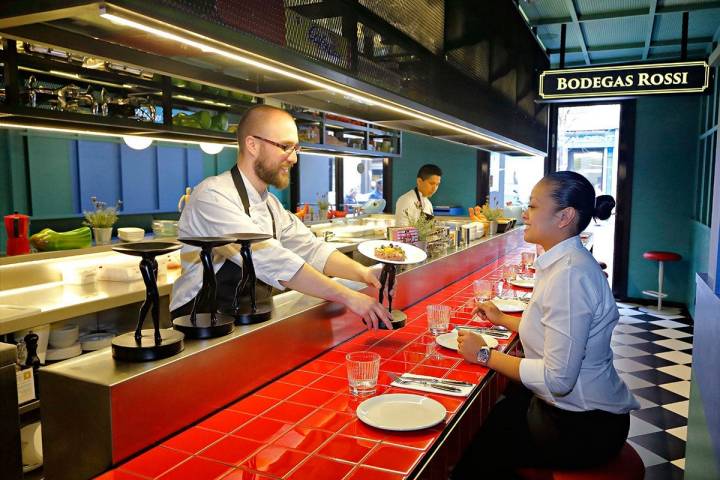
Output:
[404, 208, 437, 242]
[83, 197, 123, 228]
[480, 198, 504, 221]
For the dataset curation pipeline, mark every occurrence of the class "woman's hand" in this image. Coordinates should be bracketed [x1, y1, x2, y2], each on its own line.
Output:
[472, 300, 503, 324]
[457, 330, 487, 364]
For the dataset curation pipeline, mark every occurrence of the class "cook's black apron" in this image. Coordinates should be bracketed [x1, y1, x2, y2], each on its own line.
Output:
[171, 166, 275, 319]
[414, 187, 434, 221]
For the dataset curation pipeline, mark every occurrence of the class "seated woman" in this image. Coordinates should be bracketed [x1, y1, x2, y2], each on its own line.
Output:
[453, 171, 639, 479]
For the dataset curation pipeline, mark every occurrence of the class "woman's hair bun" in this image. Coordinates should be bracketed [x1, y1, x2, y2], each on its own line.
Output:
[593, 195, 616, 220]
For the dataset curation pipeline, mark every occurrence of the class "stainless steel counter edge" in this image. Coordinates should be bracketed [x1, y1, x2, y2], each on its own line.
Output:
[40, 229, 526, 480]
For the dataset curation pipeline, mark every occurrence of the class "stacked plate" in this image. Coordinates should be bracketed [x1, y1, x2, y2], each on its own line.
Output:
[47, 324, 82, 361]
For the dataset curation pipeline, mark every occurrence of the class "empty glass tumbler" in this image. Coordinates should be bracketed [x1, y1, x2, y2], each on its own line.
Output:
[346, 351, 380, 396]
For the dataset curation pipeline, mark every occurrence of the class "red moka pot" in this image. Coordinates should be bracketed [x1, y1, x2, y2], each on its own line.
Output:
[4, 211, 30, 255]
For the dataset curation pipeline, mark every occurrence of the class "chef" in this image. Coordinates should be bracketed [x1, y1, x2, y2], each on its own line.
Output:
[171, 104, 392, 329]
[394, 164, 442, 225]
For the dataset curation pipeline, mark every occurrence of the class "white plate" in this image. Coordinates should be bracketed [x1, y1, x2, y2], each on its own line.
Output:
[357, 240, 427, 265]
[491, 298, 527, 313]
[508, 278, 535, 288]
[435, 330, 498, 351]
[356, 393, 446, 431]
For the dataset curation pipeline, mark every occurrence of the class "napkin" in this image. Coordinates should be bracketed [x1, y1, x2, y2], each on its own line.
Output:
[391, 373, 475, 397]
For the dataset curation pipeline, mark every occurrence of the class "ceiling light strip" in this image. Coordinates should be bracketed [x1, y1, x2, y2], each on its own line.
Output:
[99, 11, 538, 156]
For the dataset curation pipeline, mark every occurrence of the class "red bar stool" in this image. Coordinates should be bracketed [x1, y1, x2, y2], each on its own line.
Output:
[516, 442, 645, 480]
[640, 251, 682, 315]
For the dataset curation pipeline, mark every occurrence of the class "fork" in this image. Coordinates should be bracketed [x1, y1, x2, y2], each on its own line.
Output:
[387, 373, 462, 392]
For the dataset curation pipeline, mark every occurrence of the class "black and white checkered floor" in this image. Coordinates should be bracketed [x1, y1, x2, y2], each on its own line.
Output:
[612, 302, 693, 480]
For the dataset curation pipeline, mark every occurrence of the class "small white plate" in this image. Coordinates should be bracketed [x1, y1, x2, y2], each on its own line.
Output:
[491, 298, 527, 313]
[509, 278, 535, 288]
[358, 240, 428, 265]
[356, 393, 446, 431]
[435, 330, 498, 351]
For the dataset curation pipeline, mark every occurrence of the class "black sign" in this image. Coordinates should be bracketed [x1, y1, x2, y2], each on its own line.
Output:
[540, 61, 709, 99]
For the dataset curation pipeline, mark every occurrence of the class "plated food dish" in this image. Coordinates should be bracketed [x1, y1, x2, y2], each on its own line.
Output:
[374, 243, 407, 262]
[358, 240, 427, 265]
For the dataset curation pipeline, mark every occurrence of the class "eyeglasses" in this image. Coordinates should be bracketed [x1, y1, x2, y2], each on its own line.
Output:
[251, 135, 302, 155]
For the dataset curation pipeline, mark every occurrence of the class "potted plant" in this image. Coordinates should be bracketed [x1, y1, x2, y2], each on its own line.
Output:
[404, 208, 437, 252]
[83, 197, 122, 245]
[480, 200, 503, 235]
[316, 192, 330, 221]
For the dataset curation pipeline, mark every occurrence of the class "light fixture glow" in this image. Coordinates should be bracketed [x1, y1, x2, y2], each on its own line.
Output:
[199, 142, 224, 154]
[122, 135, 154, 150]
[98, 11, 540, 156]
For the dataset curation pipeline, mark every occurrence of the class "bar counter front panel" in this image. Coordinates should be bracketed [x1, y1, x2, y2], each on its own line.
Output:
[40, 229, 528, 479]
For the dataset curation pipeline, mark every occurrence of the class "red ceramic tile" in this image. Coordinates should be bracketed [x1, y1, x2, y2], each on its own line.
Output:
[163, 426, 224, 454]
[254, 382, 301, 400]
[395, 349, 427, 365]
[240, 445, 308, 477]
[346, 466, 406, 480]
[382, 427, 442, 450]
[310, 375, 348, 393]
[318, 350, 349, 363]
[94, 470, 146, 480]
[339, 419, 387, 441]
[228, 395, 278, 415]
[317, 434, 378, 463]
[119, 446, 189, 478]
[220, 468, 274, 479]
[286, 456, 354, 480]
[368, 347, 400, 359]
[297, 408, 354, 432]
[454, 361, 490, 375]
[158, 456, 233, 480]
[288, 387, 337, 406]
[199, 410, 254, 433]
[410, 365, 449, 378]
[424, 392, 464, 414]
[443, 369, 482, 384]
[299, 360, 341, 374]
[361, 443, 424, 474]
[198, 435, 264, 466]
[379, 359, 411, 373]
[369, 338, 408, 350]
[421, 355, 460, 369]
[262, 401, 315, 423]
[233, 417, 293, 443]
[273, 426, 333, 452]
[315, 392, 363, 412]
[282, 369, 322, 386]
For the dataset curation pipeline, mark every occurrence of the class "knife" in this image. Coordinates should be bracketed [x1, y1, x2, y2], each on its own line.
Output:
[455, 326, 511, 338]
[402, 375, 473, 387]
[399, 379, 462, 392]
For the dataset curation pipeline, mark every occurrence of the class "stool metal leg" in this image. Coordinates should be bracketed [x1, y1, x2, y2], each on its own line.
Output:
[640, 260, 681, 316]
[657, 260, 664, 311]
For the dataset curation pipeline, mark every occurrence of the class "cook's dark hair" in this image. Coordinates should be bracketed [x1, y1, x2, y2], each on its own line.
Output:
[417, 164, 442, 180]
[543, 171, 615, 234]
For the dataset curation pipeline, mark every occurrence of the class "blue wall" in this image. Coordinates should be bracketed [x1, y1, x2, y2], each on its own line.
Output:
[392, 132, 478, 213]
[627, 96, 703, 305]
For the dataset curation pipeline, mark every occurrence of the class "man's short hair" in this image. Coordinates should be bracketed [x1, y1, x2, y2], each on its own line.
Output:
[236, 104, 292, 152]
[417, 164, 442, 180]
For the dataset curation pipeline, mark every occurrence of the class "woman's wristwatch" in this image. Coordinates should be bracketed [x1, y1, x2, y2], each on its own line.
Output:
[476, 346, 492, 365]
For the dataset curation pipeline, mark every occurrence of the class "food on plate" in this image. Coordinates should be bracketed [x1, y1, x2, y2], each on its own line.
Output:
[374, 243, 406, 261]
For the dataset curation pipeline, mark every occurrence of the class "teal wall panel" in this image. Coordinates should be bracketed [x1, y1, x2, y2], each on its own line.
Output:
[120, 144, 158, 213]
[392, 132, 477, 215]
[186, 149, 204, 190]
[28, 135, 76, 217]
[78, 140, 122, 212]
[628, 96, 701, 303]
[217, 149, 236, 173]
[157, 146, 187, 212]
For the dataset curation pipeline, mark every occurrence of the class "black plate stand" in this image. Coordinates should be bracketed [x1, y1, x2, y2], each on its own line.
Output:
[172, 237, 236, 339]
[110, 242, 185, 362]
[378, 262, 407, 329]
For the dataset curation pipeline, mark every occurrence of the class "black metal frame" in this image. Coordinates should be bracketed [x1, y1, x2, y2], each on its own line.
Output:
[547, 99, 635, 298]
[476, 150, 490, 206]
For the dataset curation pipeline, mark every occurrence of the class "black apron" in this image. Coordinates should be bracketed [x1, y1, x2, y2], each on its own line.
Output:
[171, 166, 276, 318]
[414, 187, 434, 220]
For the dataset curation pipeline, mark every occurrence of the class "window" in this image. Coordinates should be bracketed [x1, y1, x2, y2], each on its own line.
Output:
[489, 153, 544, 207]
[298, 154, 335, 209]
[342, 157, 384, 208]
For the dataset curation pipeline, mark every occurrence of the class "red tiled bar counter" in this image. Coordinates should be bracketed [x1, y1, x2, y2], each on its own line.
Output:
[41, 229, 528, 479]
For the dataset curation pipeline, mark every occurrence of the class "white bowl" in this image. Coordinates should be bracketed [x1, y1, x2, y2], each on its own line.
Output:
[49, 324, 79, 348]
[118, 227, 145, 242]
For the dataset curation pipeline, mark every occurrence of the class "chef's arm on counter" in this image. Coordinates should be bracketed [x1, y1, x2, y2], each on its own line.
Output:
[323, 250, 382, 288]
[279, 260, 393, 329]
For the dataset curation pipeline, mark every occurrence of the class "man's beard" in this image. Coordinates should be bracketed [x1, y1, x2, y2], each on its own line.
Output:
[254, 155, 290, 189]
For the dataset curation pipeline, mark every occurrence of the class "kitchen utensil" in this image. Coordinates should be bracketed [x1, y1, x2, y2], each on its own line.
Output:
[387, 372, 461, 392]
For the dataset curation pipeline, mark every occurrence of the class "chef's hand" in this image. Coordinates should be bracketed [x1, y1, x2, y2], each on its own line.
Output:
[457, 330, 487, 364]
[346, 290, 393, 330]
[472, 300, 503, 324]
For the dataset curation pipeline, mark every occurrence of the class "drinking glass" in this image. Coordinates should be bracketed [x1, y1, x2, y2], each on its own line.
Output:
[427, 304, 451, 335]
[502, 265, 518, 283]
[521, 251, 536, 270]
[472, 279, 494, 303]
[346, 351, 380, 396]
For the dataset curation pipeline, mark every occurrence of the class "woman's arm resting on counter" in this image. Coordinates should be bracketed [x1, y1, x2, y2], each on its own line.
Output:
[457, 330, 521, 382]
